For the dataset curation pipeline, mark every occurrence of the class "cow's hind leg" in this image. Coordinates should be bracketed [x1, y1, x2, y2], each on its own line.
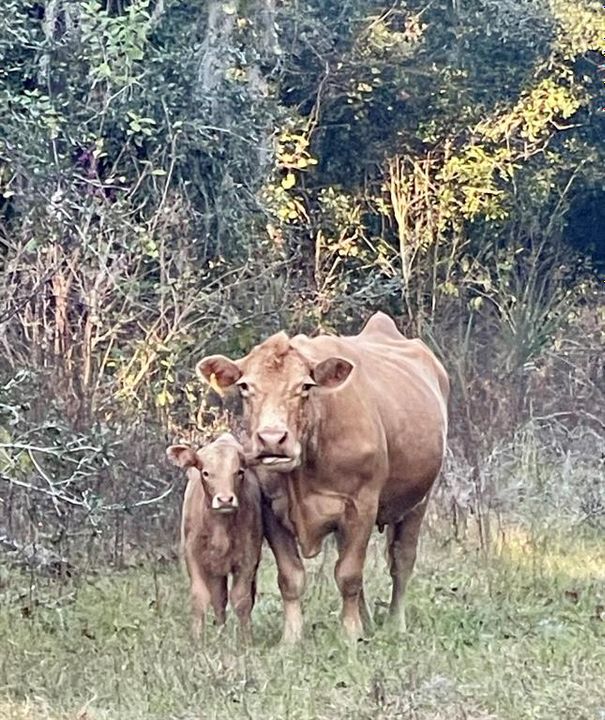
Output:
[336, 532, 373, 634]
[387, 497, 428, 633]
[334, 510, 375, 641]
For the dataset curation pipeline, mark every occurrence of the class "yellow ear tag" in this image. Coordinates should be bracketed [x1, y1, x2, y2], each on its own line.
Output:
[209, 372, 225, 397]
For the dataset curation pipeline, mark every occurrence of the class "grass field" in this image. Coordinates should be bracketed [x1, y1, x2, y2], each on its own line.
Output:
[1, 517, 603, 720]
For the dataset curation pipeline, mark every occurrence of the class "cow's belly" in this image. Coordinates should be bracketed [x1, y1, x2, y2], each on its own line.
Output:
[376, 456, 443, 527]
[376, 486, 427, 527]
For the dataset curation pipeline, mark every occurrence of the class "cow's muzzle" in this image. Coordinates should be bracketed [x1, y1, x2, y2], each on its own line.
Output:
[247, 451, 301, 472]
[247, 425, 301, 472]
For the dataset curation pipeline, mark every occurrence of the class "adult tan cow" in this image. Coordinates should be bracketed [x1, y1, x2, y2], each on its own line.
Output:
[197, 312, 449, 641]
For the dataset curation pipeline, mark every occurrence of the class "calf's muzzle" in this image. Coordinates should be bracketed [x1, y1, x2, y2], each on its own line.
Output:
[211, 493, 239, 512]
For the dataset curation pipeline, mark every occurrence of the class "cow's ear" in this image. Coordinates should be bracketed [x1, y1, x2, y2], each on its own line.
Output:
[311, 357, 354, 389]
[166, 445, 200, 469]
[196, 355, 242, 390]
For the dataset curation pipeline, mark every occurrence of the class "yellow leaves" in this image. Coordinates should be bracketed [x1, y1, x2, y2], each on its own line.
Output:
[442, 281, 459, 297]
[293, 156, 317, 169]
[276, 130, 318, 170]
[225, 67, 247, 82]
[262, 123, 318, 225]
[548, 0, 605, 59]
[476, 79, 581, 147]
[155, 389, 174, 408]
[276, 203, 303, 222]
[432, 72, 584, 223]
[356, 82, 373, 93]
[281, 172, 296, 190]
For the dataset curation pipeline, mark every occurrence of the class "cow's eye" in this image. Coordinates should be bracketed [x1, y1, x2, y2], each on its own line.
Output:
[237, 382, 250, 397]
[202, 470, 209, 478]
[301, 382, 316, 396]
[237, 469, 245, 480]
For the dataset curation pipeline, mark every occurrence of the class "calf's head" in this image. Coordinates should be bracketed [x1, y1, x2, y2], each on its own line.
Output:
[196, 332, 354, 472]
[166, 436, 246, 513]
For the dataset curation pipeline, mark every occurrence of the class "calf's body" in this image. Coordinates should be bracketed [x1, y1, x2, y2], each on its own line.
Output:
[167, 434, 262, 640]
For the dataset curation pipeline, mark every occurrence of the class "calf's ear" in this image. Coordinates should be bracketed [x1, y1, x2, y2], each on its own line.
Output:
[196, 355, 242, 391]
[166, 445, 200, 469]
[311, 357, 354, 389]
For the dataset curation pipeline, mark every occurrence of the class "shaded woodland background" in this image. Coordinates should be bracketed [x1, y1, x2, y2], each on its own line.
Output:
[1, 0, 603, 574]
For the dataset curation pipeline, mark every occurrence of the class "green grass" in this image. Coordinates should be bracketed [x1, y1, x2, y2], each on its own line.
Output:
[1, 519, 604, 720]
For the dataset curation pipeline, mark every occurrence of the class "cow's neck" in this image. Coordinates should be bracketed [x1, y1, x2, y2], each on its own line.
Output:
[301, 397, 324, 468]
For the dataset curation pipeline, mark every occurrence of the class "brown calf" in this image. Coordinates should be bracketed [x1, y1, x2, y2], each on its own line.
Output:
[166, 433, 263, 641]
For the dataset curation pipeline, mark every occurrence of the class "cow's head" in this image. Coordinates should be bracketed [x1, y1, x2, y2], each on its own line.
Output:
[166, 435, 246, 513]
[196, 332, 354, 472]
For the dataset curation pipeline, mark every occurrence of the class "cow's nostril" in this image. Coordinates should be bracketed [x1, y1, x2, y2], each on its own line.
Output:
[257, 427, 288, 448]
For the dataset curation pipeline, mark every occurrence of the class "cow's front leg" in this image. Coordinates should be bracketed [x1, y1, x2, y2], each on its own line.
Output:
[334, 511, 374, 641]
[262, 497, 306, 644]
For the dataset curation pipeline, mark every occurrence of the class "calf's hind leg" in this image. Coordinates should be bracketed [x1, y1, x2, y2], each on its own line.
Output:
[387, 497, 428, 633]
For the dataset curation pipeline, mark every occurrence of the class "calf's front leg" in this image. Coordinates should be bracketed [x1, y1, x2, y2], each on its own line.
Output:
[187, 560, 211, 641]
[230, 570, 257, 644]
